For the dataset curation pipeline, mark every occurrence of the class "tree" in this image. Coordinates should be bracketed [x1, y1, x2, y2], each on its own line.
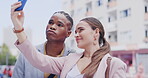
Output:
[0, 44, 16, 65]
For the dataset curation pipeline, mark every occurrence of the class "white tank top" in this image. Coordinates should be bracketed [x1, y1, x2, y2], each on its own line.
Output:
[66, 64, 84, 78]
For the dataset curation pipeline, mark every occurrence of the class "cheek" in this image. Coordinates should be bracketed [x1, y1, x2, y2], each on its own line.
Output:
[77, 38, 91, 49]
[46, 24, 50, 30]
[82, 32, 94, 43]
[84, 36, 93, 43]
[82, 31, 93, 39]
[57, 29, 67, 37]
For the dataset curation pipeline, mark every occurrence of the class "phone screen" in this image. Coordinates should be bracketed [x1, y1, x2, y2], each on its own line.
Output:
[15, 0, 27, 11]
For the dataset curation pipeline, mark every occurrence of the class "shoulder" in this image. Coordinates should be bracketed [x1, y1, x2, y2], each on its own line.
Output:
[110, 57, 127, 71]
[68, 52, 83, 56]
[111, 57, 126, 67]
[63, 44, 77, 56]
[66, 52, 83, 59]
[35, 42, 45, 53]
[17, 53, 25, 61]
[35, 43, 44, 50]
[109, 57, 127, 78]
[16, 53, 30, 64]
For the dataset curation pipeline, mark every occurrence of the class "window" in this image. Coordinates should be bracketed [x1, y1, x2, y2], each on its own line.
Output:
[70, 10, 74, 17]
[108, 16, 117, 22]
[145, 26, 148, 37]
[75, 8, 85, 17]
[108, 0, 116, 2]
[145, 6, 148, 13]
[108, 31, 117, 42]
[120, 8, 131, 18]
[108, 0, 111, 2]
[136, 53, 148, 74]
[70, 0, 74, 4]
[108, 10, 117, 22]
[108, 17, 111, 22]
[98, 0, 103, 6]
[146, 30, 148, 37]
[86, 2, 92, 12]
[120, 31, 132, 43]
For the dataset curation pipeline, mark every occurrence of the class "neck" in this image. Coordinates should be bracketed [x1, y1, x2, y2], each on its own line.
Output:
[45, 41, 65, 57]
[83, 44, 100, 58]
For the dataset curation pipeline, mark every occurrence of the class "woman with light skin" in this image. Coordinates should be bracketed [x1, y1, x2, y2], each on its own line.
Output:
[11, 2, 127, 78]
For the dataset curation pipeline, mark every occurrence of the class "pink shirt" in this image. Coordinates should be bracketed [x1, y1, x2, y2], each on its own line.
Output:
[15, 39, 127, 78]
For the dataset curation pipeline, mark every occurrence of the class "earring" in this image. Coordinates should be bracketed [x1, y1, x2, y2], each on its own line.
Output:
[93, 37, 97, 45]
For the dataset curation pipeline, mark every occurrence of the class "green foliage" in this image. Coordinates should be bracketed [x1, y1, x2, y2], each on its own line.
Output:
[0, 44, 16, 65]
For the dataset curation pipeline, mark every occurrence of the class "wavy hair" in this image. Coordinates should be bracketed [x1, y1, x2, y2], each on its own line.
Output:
[80, 17, 111, 78]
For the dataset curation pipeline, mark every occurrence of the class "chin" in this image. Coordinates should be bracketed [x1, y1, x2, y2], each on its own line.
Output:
[77, 44, 84, 49]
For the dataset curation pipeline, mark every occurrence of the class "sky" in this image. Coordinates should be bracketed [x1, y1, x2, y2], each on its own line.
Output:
[0, 0, 62, 46]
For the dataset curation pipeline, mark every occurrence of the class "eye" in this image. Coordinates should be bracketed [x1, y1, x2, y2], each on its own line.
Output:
[75, 31, 77, 34]
[79, 29, 84, 33]
[75, 28, 84, 34]
[57, 23, 63, 27]
[48, 21, 54, 25]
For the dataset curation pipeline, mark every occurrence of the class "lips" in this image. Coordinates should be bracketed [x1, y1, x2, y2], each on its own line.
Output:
[46, 30, 56, 35]
[76, 38, 82, 43]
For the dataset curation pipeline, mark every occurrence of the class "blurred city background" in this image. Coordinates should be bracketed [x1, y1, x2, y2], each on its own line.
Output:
[0, 0, 148, 78]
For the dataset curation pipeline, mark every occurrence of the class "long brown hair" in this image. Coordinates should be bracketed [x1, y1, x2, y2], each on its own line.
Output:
[80, 17, 111, 78]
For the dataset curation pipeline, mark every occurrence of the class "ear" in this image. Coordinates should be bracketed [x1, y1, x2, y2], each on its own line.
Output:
[95, 28, 100, 35]
[94, 28, 100, 39]
[66, 30, 72, 37]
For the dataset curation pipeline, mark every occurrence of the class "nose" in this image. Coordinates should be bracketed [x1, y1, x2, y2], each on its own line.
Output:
[74, 32, 79, 38]
[50, 24, 56, 30]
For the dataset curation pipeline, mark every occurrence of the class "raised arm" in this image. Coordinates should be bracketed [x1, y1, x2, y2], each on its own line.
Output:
[14, 39, 66, 74]
[11, 2, 66, 75]
[11, 2, 27, 43]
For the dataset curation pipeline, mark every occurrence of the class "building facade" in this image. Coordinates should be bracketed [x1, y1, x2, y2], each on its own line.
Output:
[62, 0, 148, 77]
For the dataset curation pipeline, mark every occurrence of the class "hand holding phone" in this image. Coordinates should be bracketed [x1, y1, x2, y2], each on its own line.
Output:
[15, 0, 27, 11]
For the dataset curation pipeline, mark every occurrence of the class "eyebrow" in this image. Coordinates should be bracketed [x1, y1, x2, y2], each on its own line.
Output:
[49, 19, 53, 22]
[49, 18, 66, 26]
[58, 21, 63, 24]
[77, 27, 84, 30]
[58, 21, 66, 26]
[75, 27, 84, 32]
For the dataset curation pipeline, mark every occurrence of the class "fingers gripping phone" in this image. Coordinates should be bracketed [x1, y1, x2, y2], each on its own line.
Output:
[15, 0, 27, 11]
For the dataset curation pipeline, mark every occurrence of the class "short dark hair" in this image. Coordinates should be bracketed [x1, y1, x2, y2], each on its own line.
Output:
[53, 11, 73, 30]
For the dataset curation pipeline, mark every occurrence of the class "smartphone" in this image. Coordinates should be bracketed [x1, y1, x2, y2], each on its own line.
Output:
[15, 0, 27, 11]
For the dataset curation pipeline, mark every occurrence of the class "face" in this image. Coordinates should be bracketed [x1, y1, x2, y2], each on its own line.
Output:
[75, 21, 96, 49]
[46, 13, 71, 42]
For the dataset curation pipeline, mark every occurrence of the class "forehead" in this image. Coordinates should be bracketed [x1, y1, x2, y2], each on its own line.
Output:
[51, 13, 69, 24]
[76, 21, 90, 29]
